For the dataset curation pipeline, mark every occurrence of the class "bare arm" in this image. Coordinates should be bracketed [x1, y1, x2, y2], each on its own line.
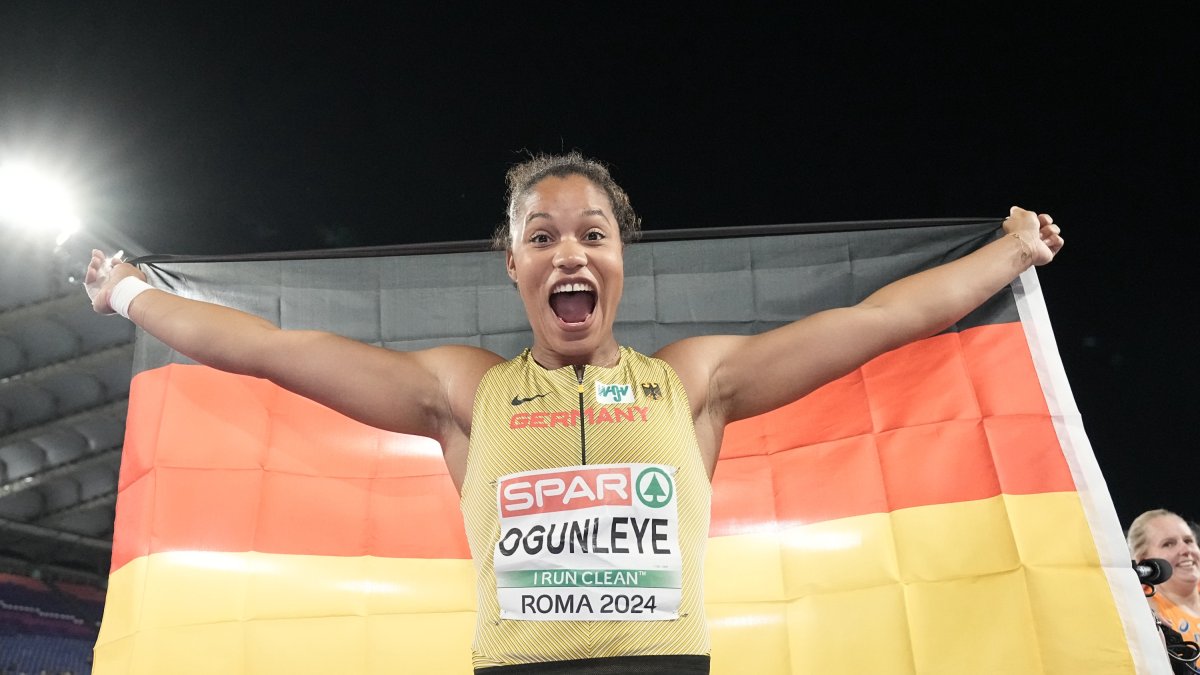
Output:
[658, 207, 1063, 464]
[86, 251, 499, 445]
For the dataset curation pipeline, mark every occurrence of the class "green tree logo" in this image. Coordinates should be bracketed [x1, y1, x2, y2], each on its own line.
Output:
[636, 467, 673, 508]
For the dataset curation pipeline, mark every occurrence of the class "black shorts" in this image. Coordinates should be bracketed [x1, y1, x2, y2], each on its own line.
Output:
[476, 654, 710, 674]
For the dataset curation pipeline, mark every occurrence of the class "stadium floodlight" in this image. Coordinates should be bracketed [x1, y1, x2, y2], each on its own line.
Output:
[0, 161, 82, 246]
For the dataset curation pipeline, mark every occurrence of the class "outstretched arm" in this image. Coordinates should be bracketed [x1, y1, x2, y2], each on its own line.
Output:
[86, 251, 498, 444]
[659, 207, 1063, 463]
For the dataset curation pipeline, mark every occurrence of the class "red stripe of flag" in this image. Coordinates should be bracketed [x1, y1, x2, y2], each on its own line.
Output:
[112, 322, 1072, 571]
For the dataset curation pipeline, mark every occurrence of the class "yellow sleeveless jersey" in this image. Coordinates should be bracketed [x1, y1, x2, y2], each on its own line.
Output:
[461, 347, 711, 668]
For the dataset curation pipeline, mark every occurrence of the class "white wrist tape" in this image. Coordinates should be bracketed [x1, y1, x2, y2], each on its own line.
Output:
[109, 277, 154, 320]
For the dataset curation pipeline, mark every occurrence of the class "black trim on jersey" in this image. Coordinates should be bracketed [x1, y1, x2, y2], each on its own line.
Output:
[476, 654, 710, 675]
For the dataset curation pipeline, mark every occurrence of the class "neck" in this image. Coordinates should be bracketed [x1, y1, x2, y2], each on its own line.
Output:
[530, 340, 621, 371]
[1161, 579, 1200, 609]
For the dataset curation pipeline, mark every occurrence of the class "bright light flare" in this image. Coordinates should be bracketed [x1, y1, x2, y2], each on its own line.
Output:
[0, 161, 82, 245]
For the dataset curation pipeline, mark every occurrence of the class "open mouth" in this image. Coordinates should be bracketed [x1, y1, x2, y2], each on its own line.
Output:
[549, 281, 596, 325]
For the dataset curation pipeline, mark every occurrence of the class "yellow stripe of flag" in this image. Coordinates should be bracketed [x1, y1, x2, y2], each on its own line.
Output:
[97, 492, 1130, 674]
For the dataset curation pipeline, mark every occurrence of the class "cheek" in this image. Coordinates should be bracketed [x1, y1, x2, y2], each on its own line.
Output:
[517, 270, 537, 297]
[508, 251, 532, 284]
[603, 253, 625, 283]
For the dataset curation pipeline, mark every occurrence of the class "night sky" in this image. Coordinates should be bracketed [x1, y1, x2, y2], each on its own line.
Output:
[2, 4, 1194, 527]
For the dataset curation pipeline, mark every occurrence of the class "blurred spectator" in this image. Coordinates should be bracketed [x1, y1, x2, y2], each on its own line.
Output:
[1128, 508, 1200, 675]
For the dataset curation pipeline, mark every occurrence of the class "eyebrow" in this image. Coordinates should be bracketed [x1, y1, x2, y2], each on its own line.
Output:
[525, 208, 611, 224]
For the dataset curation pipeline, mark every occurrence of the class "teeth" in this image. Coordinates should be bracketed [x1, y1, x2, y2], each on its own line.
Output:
[552, 282, 594, 294]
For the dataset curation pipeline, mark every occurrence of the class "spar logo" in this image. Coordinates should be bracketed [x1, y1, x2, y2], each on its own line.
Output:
[500, 467, 632, 517]
[595, 381, 635, 404]
[636, 467, 673, 508]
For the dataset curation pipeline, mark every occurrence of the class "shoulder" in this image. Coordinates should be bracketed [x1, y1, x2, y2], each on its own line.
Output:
[626, 346, 689, 383]
[424, 343, 506, 363]
[413, 345, 506, 452]
[652, 335, 745, 417]
[1150, 592, 1182, 616]
[414, 345, 504, 413]
[652, 335, 744, 381]
[419, 344, 506, 384]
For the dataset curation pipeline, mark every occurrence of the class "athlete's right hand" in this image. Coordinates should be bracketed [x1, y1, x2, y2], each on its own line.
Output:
[84, 249, 146, 315]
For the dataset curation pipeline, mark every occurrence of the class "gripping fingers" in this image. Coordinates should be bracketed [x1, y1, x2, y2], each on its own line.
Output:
[1037, 222, 1064, 257]
[84, 249, 125, 305]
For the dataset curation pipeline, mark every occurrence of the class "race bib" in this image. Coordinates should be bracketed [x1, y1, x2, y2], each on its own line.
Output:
[494, 463, 682, 621]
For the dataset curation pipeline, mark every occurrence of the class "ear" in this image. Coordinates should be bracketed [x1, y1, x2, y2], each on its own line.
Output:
[506, 248, 518, 284]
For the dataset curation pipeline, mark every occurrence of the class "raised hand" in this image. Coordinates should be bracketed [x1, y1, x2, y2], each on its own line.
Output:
[1003, 206, 1064, 266]
[84, 249, 146, 314]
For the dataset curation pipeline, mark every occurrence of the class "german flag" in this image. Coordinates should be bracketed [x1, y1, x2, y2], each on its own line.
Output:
[94, 220, 1163, 673]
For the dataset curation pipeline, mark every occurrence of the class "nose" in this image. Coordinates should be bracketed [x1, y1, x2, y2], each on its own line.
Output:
[554, 238, 587, 272]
